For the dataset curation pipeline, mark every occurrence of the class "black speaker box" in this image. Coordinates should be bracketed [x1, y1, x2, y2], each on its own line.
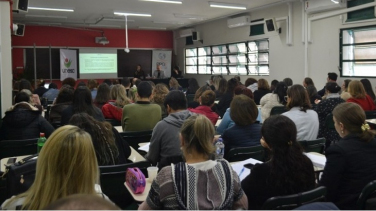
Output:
[13, 0, 28, 12]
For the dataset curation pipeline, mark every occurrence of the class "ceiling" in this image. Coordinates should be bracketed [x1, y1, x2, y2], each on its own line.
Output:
[13, 0, 290, 31]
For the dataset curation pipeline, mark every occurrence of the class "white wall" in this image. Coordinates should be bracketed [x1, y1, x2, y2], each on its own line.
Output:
[174, 1, 376, 90]
[0, 2, 12, 117]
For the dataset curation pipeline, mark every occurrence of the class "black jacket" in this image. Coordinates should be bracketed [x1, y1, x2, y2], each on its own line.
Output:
[319, 134, 376, 209]
[49, 102, 71, 123]
[0, 102, 54, 140]
[216, 92, 233, 118]
[253, 89, 271, 105]
[61, 105, 105, 125]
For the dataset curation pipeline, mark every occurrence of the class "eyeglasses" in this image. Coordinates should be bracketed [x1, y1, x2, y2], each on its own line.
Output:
[284, 96, 288, 101]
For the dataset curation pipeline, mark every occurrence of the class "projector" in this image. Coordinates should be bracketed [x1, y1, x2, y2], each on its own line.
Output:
[95, 37, 109, 45]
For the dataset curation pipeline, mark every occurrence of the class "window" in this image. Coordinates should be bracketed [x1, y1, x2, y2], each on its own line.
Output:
[340, 25, 376, 77]
[347, 0, 375, 22]
[185, 39, 269, 75]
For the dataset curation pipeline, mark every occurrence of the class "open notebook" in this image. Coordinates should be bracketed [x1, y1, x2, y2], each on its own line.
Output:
[138, 143, 150, 152]
[230, 158, 263, 181]
[304, 153, 326, 169]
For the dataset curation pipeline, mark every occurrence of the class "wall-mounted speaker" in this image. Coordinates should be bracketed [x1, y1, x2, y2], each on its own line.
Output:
[13, 23, 25, 36]
[192, 31, 200, 41]
[12, 0, 28, 12]
[265, 18, 277, 32]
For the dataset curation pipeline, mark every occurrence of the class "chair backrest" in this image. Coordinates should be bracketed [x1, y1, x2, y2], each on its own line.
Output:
[270, 106, 288, 116]
[0, 139, 38, 160]
[325, 113, 335, 130]
[99, 161, 151, 209]
[105, 119, 121, 126]
[158, 155, 184, 169]
[226, 145, 265, 162]
[120, 130, 152, 153]
[357, 180, 376, 210]
[365, 111, 376, 120]
[186, 94, 195, 105]
[262, 186, 327, 210]
[298, 138, 325, 154]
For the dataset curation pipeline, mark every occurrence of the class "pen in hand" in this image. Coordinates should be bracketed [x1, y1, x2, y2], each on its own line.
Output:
[238, 167, 245, 178]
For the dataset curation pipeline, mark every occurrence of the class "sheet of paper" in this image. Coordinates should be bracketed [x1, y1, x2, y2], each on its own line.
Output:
[305, 152, 326, 169]
[230, 158, 263, 181]
[138, 142, 150, 152]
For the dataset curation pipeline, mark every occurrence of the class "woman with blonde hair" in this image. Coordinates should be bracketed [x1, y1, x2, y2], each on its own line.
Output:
[169, 77, 183, 91]
[152, 83, 169, 119]
[102, 84, 131, 121]
[1, 125, 104, 210]
[139, 115, 248, 210]
[346, 80, 375, 111]
[253, 78, 271, 105]
[188, 85, 211, 109]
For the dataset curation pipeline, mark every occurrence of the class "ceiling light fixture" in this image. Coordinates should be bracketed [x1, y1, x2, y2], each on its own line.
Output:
[141, 0, 182, 4]
[331, 0, 339, 4]
[174, 13, 205, 20]
[209, 2, 247, 10]
[114, 12, 151, 17]
[28, 7, 74, 12]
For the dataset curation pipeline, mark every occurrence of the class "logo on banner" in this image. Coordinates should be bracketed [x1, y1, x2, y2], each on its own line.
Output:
[62, 56, 75, 73]
[158, 53, 166, 60]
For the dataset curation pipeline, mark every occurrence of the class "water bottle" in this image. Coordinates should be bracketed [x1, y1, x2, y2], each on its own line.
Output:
[37, 133, 47, 153]
[215, 138, 225, 159]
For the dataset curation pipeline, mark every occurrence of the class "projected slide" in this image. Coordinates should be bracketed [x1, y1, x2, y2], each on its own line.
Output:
[79, 49, 118, 79]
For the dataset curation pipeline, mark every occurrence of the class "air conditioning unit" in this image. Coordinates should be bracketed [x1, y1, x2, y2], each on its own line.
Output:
[95, 37, 109, 45]
[179, 28, 193, 38]
[227, 16, 251, 28]
[305, 0, 346, 14]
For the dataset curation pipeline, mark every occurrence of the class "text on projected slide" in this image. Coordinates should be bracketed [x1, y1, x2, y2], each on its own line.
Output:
[79, 54, 117, 74]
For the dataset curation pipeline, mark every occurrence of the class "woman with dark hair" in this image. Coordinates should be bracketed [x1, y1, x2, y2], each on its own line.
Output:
[360, 78, 376, 101]
[61, 77, 76, 88]
[216, 85, 253, 135]
[242, 115, 315, 209]
[61, 86, 105, 125]
[18, 79, 41, 106]
[314, 82, 344, 148]
[221, 95, 261, 156]
[94, 83, 111, 109]
[215, 78, 227, 100]
[188, 90, 219, 125]
[33, 79, 48, 97]
[245, 78, 258, 92]
[306, 85, 322, 105]
[347, 80, 375, 111]
[270, 79, 279, 92]
[69, 113, 130, 166]
[186, 78, 200, 95]
[319, 103, 376, 209]
[303, 77, 315, 88]
[216, 78, 239, 118]
[260, 82, 288, 121]
[283, 78, 293, 87]
[188, 85, 211, 109]
[171, 66, 182, 78]
[49, 85, 74, 124]
[253, 79, 271, 105]
[282, 84, 319, 141]
[341, 79, 351, 101]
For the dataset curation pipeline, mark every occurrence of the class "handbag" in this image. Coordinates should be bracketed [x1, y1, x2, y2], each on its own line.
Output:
[125, 167, 145, 194]
[4, 154, 37, 197]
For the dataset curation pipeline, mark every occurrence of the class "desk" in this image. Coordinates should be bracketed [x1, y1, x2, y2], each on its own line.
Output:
[124, 180, 152, 202]
[129, 147, 146, 162]
[366, 119, 376, 125]
[115, 126, 123, 133]
[305, 152, 326, 171]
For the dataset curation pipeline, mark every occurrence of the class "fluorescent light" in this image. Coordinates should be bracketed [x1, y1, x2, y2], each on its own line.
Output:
[331, 0, 339, 3]
[153, 21, 184, 24]
[141, 0, 182, 4]
[209, 2, 246, 10]
[139, 26, 167, 30]
[26, 14, 67, 19]
[103, 18, 135, 22]
[28, 7, 74, 12]
[114, 12, 151, 17]
[174, 13, 205, 20]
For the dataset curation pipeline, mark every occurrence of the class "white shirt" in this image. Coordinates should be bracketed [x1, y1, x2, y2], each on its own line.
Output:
[282, 107, 319, 141]
[260, 93, 284, 122]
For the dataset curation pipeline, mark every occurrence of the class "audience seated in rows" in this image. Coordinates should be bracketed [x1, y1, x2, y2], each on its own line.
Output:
[94, 83, 111, 109]
[61, 86, 105, 125]
[42, 83, 59, 101]
[121, 81, 161, 132]
[241, 115, 315, 209]
[314, 82, 344, 148]
[282, 84, 319, 141]
[318, 72, 337, 97]
[188, 90, 218, 125]
[0, 92, 54, 140]
[283, 77, 293, 87]
[260, 82, 288, 121]
[245, 77, 258, 92]
[319, 102, 376, 209]
[62, 77, 76, 88]
[140, 115, 248, 210]
[49, 85, 74, 124]
[18, 79, 41, 106]
[33, 79, 48, 98]
[186, 78, 200, 95]
[222, 94, 261, 157]
[69, 113, 131, 166]
[340, 79, 352, 101]
[169, 77, 183, 91]
[253, 79, 271, 105]
[347, 80, 376, 111]
[302, 77, 315, 88]
[146, 91, 192, 166]
[216, 85, 253, 135]
[151, 83, 169, 119]
[102, 84, 131, 121]
[306, 85, 322, 105]
[216, 78, 239, 118]
[88, 79, 98, 100]
[188, 85, 211, 109]
[1, 125, 107, 210]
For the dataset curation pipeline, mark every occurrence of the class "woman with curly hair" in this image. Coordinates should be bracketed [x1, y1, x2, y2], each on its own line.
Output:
[152, 83, 169, 119]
